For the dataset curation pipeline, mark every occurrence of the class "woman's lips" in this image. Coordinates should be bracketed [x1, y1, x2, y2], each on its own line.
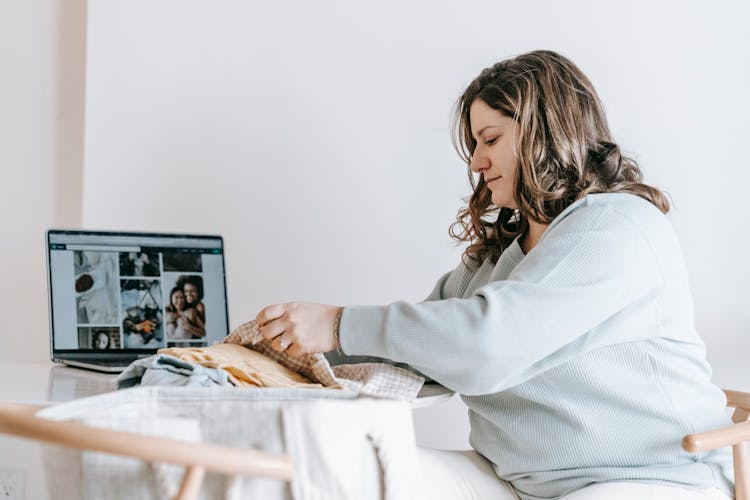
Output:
[486, 176, 501, 183]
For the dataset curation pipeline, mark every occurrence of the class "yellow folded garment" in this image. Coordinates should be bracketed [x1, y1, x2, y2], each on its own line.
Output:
[158, 343, 322, 388]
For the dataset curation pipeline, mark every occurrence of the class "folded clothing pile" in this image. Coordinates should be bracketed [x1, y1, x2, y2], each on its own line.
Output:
[159, 343, 324, 388]
[117, 320, 424, 401]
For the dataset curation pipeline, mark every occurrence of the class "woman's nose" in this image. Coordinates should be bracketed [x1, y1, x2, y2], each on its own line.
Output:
[470, 153, 490, 173]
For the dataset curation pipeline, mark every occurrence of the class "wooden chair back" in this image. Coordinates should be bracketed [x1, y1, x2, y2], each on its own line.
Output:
[683, 389, 750, 500]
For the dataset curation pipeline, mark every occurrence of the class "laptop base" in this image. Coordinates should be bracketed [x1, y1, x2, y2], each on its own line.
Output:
[55, 358, 132, 374]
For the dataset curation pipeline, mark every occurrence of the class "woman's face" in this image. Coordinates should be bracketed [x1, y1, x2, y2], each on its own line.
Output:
[183, 283, 198, 306]
[468, 99, 519, 209]
[95, 332, 109, 349]
[171, 290, 186, 311]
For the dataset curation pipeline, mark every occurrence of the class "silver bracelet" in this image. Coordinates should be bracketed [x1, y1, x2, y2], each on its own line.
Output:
[333, 309, 343, 354]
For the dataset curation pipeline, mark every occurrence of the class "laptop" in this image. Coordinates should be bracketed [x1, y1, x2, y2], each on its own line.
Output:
[46, 229, 230, 372]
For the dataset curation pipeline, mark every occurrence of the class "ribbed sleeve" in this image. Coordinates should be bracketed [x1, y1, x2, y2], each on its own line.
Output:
[341, 202, 661, 395]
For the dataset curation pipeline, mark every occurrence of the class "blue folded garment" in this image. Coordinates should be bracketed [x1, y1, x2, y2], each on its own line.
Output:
[116, 354, 232, 389]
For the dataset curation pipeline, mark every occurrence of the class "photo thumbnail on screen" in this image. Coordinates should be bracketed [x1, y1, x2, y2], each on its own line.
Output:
[78, 326, 121, 349]
[73, 251, 119, 325]
[163, 251, 203, 273]
[119, 251, 160, 277]
[120, 279, 163, 348]
[165, 275, 206, 340]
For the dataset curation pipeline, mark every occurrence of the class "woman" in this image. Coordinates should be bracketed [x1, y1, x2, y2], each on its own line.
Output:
[165, 286, 206, 339]
[92, 330, 110, 350]
[177, 275, 206, 325]
[254, 50, 734, 499]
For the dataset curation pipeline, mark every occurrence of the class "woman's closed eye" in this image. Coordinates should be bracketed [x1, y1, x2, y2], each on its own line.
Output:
[484, 137, 498, 145]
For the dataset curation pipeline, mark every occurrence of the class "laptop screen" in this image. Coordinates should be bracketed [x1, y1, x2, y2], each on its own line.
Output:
[47, 229, 229, 356]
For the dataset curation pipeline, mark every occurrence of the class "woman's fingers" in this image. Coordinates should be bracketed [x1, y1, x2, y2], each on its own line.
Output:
[256, 304, 287, 327]
[285, 342, 304, 357]
[260, 319, 286, 342]
[258, 303, 297, 353]
[271, 335, 305, 357]
[271, 334, 292, 352]
[254, 302, 340, 354]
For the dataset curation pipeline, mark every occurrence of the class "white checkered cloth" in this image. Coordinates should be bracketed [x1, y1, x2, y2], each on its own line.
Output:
[223, 320, 424, 401]
[37, 387, 421, 500]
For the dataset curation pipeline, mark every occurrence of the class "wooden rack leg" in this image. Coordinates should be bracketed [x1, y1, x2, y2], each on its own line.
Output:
[735, 442, 750, 500]
[175, 465, 206, 500]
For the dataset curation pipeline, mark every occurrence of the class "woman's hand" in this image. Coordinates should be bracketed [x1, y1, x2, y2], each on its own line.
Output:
[255, 302, 343, 357]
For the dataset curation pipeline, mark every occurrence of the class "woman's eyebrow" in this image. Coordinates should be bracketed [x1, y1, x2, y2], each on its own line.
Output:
[473, 125, 500, 140]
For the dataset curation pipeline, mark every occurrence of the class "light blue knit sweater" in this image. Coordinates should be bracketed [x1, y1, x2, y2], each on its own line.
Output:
[339, 193, 734, 499]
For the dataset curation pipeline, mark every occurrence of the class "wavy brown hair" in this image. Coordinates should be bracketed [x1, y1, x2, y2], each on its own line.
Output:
[449, 50, 670, 269]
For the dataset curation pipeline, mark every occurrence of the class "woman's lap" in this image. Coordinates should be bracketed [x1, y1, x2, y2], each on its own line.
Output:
[417, 448, 732, 500]
[417, 447, 519, 500]
[559, 482, 732, 500]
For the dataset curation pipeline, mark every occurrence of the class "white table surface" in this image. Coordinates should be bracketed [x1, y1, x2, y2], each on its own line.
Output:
[0, 361, 454, 407]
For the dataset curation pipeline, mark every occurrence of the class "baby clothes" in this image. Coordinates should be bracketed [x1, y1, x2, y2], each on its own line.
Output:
[159, 343, 322, 388]
[117, 320, 425, 401]
[224, 320, 425, 401]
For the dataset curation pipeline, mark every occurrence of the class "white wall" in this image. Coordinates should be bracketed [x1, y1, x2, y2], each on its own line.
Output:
[80, 0, 750, 449]
[2, 0, 748, 451]
[0, 2, 86, 497]
[0, 0, 86, 363]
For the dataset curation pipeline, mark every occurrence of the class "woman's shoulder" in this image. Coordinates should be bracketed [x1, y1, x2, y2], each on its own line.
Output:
[587, 192, 664, 216]
[550, 192, 668, 235]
